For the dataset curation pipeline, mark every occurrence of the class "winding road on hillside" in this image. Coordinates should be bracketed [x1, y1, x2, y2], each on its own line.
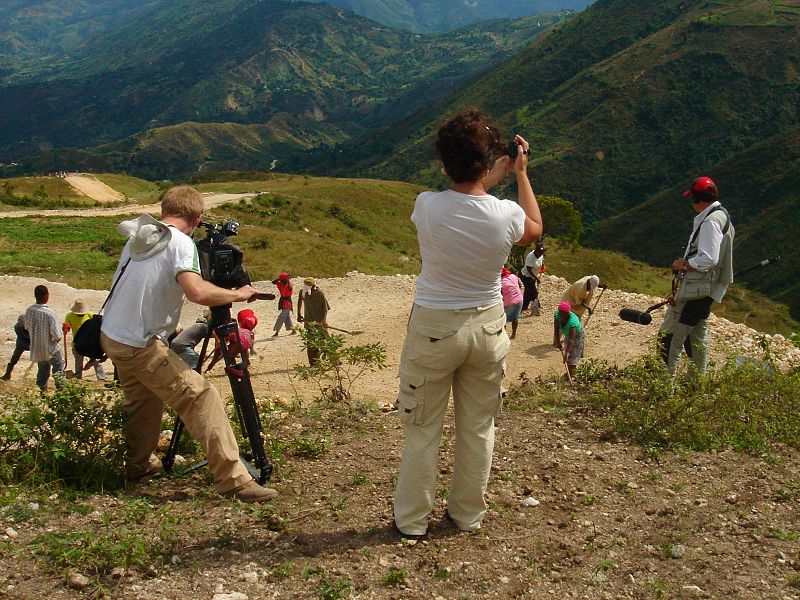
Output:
[0, 192, 260, 219]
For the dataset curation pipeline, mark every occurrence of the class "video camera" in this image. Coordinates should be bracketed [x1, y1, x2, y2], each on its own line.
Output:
[195, 220, 251, 289]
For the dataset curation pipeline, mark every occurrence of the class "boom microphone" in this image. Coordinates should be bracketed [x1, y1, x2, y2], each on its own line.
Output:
[619, 308, 653, 325]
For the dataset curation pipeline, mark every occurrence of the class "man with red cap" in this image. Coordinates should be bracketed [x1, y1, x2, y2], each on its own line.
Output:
[660, 176, 734, 379]
[271, 272, 295, 337]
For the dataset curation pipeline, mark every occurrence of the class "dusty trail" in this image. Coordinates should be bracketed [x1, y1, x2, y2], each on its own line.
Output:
[0, 192, 259, 219]
[64, 175, 125, 202]
[2, 272, 797, 399]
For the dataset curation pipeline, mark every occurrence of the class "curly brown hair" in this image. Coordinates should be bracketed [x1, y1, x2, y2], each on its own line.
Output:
[436, 108, 503, 184]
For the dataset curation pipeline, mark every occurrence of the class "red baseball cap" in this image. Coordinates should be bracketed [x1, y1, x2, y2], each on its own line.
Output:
[682, 176, 718, 197]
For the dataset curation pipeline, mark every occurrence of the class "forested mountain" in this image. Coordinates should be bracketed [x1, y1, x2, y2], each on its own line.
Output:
[0, 0, 592, 80]
[0, 0, 159, 78]
[0, 1, 565, 173]
[306, 0, 593, 32]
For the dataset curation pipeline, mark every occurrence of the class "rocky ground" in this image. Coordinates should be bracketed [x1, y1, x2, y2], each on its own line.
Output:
[1, 273, 799, 599]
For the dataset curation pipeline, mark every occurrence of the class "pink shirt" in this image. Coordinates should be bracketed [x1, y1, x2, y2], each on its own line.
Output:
[501, 274, 523, 307]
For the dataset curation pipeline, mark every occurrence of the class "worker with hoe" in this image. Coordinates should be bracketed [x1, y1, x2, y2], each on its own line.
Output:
[519, 239, 545, 316]
[297, 277, 330, 366]
[553, 300, 585, 380]
[63, 298, 108, 381]
[100, 186, 278, 502]
[660, 176, 734, 379]
[561, 274, 606, 320]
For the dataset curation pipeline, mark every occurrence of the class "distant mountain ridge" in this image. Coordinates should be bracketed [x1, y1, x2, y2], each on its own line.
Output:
[0, 0, 594, 80]
[0, 1, 566, 174]
[305, 0, 593, 32]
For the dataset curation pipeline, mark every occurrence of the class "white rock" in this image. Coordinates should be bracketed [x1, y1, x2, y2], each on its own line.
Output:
[680, 585, 704, 597]
[212, 594, 248, 600]
[27, 502, 39, 511]
[521, 497, 540, 507]
[4, 527, 18, 538]
[239, 572, 259, 584]
[671, 544, 686, 559]
[66, 572, 90, 590]
[500, 576, 510, 584]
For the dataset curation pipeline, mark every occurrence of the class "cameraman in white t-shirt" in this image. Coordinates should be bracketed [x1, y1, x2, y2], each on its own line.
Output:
[101, 186, 277, 503]
[393, 108, 543, 539]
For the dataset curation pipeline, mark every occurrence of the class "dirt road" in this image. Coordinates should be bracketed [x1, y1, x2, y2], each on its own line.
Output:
[2, 272, 797, 397]
[64, 174, 125, 202]
[0, 192, 260, 219]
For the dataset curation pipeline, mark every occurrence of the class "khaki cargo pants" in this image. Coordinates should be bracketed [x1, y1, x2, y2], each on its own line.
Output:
[394, 302, 509, 535]
[101, 333, 252, 493]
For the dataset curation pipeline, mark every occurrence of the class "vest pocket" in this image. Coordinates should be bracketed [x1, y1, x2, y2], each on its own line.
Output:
[676, 270, 714, 302]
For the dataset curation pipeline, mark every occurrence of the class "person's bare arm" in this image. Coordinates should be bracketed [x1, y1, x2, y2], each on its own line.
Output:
[511, 135, 543, 246]
[177, 271, 257, 306]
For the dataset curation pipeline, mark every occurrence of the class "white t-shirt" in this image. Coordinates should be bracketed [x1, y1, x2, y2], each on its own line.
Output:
[102, 227, 201, 348]
[412, 189, 526, 309]
[523, 250, 544, 276]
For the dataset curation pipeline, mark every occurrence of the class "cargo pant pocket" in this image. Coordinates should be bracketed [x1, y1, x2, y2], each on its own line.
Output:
[396, 371, 427, 426]
[481, 315, 511, 363]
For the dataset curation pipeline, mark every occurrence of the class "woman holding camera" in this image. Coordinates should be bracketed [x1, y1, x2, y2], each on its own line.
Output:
[393, 108, 543, 538]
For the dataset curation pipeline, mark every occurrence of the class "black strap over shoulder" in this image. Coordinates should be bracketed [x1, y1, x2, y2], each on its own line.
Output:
[101, 257, 132, 311]
[686, 206, 730, 258]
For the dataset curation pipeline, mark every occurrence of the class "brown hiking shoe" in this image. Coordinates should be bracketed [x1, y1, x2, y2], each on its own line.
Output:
[224, 480, 278, 503]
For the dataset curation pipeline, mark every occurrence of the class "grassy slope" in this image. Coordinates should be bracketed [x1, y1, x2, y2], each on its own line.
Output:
[0, 176, 84, 199]
[92, 173, 160, 203]
[0, 173, 796, 334]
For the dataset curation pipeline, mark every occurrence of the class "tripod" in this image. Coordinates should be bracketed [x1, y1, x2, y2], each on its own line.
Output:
[162, 304, 272, 484]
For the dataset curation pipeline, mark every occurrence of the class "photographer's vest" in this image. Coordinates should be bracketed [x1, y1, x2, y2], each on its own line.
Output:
[677, 205, 734, 303]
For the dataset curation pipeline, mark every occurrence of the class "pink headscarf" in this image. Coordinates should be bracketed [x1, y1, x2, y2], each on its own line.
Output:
[501, 267, 511, 278]
[558, 301, 572, 314]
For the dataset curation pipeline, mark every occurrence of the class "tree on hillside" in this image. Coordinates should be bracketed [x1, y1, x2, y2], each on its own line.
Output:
[539, 195, 582, 245]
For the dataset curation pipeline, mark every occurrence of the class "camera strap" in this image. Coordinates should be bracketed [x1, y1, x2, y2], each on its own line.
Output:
[100, 258, 132, 312]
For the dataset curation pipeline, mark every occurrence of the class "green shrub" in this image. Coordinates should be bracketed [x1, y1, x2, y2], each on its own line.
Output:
[0, 382, 127, 489]
[294, 327, 386, 403]
[509, 353, 800, 453]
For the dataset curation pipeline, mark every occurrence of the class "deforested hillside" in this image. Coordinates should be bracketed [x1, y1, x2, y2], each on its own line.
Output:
[0, 1, 564, 175]
[311, 0, 594, 32]
[310, 0, 799, 317]
[325, 0, 799, 219]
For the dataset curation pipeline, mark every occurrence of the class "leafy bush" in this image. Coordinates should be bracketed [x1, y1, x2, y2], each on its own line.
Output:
[509, 354, 800, 453]
[294, 327, 386, 403]
[0, 382, 127, 489]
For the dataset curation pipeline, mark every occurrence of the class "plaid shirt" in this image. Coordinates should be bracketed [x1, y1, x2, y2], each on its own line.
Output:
[25, 303, 62, 362]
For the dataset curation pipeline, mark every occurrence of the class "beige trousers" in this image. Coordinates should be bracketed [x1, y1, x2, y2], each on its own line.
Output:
[394, 302, 509, 535]
[101, 333, 252, 493]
